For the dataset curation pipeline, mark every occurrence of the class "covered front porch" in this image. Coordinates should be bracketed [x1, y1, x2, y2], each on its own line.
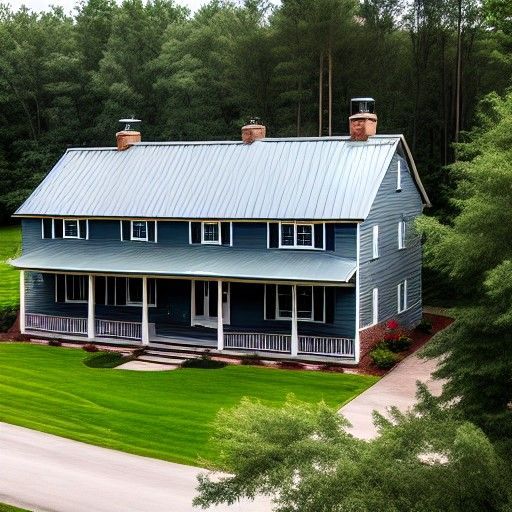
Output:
[20, 273, 357, 360]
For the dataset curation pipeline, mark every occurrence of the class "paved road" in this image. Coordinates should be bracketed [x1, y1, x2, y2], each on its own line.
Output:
[0, 422, 272, 512]
[340, 353, 443, 439]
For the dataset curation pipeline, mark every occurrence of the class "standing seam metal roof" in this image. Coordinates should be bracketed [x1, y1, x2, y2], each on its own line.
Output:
[14, 136, 429, 220]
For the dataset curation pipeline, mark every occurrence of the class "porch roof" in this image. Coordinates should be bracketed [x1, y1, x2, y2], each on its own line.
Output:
[10, 242, 356, 284]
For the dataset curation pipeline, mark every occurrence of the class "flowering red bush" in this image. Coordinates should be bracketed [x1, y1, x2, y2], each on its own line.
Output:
[386, 319, 399, 330]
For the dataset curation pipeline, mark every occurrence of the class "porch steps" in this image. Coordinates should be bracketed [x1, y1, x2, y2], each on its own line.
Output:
[137, 348, 201, 367]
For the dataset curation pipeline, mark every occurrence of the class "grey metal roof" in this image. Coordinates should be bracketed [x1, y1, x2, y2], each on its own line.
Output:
[15, 135, 430, 220]
[10, 242, 356, 283]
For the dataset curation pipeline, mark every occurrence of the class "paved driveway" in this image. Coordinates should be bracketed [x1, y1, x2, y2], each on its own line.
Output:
[0, 422, 272, 512]
[340, 353, 443, 439]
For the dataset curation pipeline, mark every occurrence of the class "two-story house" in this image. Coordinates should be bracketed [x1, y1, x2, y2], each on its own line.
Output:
[10, 98, 430, 364]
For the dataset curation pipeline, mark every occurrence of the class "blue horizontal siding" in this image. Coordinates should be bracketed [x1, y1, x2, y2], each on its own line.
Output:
[232, 223, 267, 249]
[359, 153, 424, 329]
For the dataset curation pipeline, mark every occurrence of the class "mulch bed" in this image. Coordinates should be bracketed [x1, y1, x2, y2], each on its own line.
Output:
[357, 313, 454, 376]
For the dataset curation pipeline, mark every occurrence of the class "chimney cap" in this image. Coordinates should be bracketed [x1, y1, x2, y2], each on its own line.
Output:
[119, 117, 141, 131]
[350, 98, 376, 116]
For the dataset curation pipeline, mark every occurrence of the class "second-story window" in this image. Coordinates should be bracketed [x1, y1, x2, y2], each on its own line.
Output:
[42, 218, 87, 240]
[372, 225, 379, 259]
[120, 220, 157, 242]
[202, 222, 220, 244]
[190, 221, 231, 245]
[131, 221, 148, 241]
[279, 222, 316, 249]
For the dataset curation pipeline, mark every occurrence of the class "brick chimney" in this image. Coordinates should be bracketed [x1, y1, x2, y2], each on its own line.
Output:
[349, 98, 377, 141]
[116, 118, 141, 150]
[241, 118, 266, 144]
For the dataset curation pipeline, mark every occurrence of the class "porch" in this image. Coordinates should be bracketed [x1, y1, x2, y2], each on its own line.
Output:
[24, 312, 356, 359]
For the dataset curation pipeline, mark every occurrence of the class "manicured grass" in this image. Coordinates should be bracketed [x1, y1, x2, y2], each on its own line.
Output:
[0, 503, 30, 512]
[0, 225, 21, 307]
[0, 343, 378, 466]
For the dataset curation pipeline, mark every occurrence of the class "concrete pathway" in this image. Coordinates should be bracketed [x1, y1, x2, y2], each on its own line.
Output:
[0, 422, 272, 512]
[340, 353, 443, 439]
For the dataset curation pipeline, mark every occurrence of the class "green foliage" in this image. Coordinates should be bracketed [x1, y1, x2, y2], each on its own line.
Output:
[418, 91, 512, 438]
[83, 351, 128, 368]
[0, 226, 21, 308]
[194, 391, 512, 511]
[370, 345, 400, 368]
[0, 0, 510, 221]
[386, 335, 412, 352]
[0, 306, 17, 332]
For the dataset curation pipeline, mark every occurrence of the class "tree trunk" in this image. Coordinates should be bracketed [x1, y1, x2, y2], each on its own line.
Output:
[318, 51, 323, 137]
[328, 47, 333, 136]
[297, 78, 302, 137]
[455, 0, 462, 143]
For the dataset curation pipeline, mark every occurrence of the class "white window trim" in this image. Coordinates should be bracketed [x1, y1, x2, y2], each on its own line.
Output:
[372, 288, 379, 325]
[372, 225, 379, 259]
[201, 221, 221, 245]
[125, 277, 157, 307]
[277, 222, 323, 250]
[274, 285, 325, 323]
[64, 274, 88, 303]
[62, 219, 81, 239]
[398, 220, 406, 250]
[130, 220, 149, 242]
[397, 280, 408, 313]
[397, 159, 402, 191]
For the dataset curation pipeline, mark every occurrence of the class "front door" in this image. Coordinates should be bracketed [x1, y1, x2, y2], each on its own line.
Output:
[193, 281, 230, 327]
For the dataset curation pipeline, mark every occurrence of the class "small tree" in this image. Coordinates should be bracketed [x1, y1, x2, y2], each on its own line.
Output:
[194, 391, 511, 511]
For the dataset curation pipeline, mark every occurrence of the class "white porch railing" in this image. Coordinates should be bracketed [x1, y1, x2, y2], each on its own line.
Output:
[95, 319, 142, 340]
[224, 333, 291, 353]
[25, 313, 87, 335]
[299, 335, 355, 357]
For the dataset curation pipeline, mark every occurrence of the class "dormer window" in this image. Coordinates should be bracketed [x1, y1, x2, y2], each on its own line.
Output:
[131, 221, 148, 241]
[202, 222, 220, 244]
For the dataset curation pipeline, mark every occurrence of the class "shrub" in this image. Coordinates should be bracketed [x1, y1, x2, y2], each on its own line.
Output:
[240, 353, 264, 366]
[370, 346, 400, 369]
[386, 335, 412, 353]
[48, 339, 62, 347]
[417, 317, 433, 334]
[0, 306, 18, 332]
[84, 352, 126, 368]
[82, 343, 98, 353]
[181, 358, 227, 369]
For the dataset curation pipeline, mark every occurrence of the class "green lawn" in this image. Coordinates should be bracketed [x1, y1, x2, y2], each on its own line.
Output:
[0, 225, 21, 307]
[0, 503, 30, 512]
[0, 343, 378, 466]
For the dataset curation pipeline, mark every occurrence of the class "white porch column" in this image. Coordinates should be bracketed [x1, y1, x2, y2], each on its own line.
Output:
[191, 280, 196, 326]
[19, 270, 26, 334]
[141, 276, 149, 345]
[87, 274, 95, 339]
[291, 284, 298, 356]
[217, 280, 224, 351]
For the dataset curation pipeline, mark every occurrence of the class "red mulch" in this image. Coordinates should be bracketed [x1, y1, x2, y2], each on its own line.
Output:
[357, 313, 454, 376]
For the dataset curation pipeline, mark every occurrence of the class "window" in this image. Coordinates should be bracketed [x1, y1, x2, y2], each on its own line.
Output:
[43, 219, 87, 239]
[65, 275, 88, 302]
[201, 222, 220, 244]
[131, 221, 148, 241]
[275, 285, 324, 322]
[398, 280, 407, 313]
[126, 278, 156, 306]
[398, 220, 406, 249]
[397, 159, 402, 191]
[372, 225, 379, 259]
[372, 288, 379, 325]
[63, 219, 79, 238]
[279, 222, 316, 249]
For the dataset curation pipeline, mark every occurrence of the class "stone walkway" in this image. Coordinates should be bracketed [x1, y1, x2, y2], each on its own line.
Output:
[340, 353, 443, 439]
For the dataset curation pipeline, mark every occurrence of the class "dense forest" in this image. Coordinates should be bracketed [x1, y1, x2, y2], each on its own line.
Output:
[0, 0, 510, 224]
